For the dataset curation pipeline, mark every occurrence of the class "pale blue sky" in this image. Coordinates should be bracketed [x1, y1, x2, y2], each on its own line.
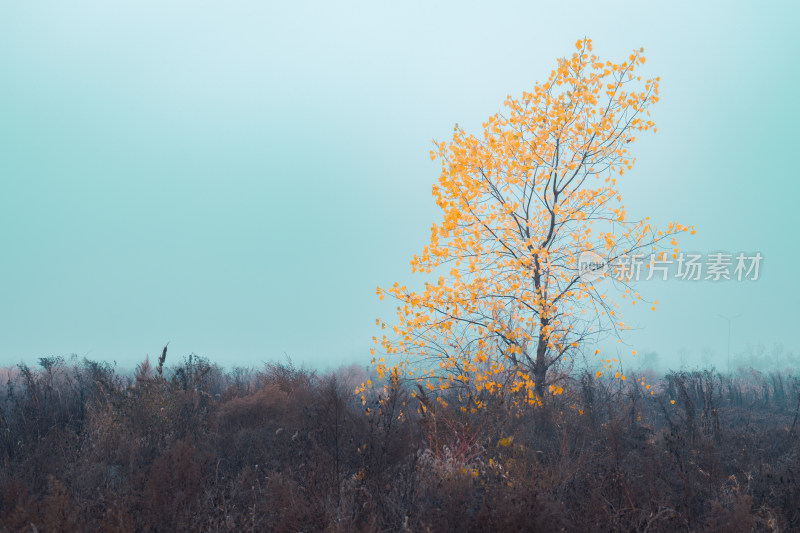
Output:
[1, 0, 798, 371]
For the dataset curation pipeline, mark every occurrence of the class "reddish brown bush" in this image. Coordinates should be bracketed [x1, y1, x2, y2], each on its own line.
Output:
[2, 361, 799, 532]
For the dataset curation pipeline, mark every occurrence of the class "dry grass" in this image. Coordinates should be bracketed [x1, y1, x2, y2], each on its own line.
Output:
[1, 356, 798, 532]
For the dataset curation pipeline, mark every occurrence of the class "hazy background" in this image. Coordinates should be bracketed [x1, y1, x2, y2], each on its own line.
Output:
[1, 0, 798, 372]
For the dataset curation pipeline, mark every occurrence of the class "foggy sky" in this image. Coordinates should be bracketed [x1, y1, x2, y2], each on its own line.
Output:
[1, 0, 798, 372]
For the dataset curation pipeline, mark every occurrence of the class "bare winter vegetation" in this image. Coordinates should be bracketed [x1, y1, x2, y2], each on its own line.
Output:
[1, 353, 799, 532]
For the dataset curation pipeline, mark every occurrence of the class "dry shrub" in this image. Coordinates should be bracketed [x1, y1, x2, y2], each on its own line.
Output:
[2, 361, 800, 531]
[215, 384, 291, 432]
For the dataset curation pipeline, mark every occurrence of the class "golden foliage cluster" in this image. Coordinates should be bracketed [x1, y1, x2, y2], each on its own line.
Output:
[363, 39, 691, 408]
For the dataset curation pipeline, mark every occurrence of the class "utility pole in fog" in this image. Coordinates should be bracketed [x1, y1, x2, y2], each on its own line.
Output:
[718, 314, 741, 374]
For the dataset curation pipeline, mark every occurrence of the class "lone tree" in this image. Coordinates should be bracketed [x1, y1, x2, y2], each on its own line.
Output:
[368, 39, 691, 407]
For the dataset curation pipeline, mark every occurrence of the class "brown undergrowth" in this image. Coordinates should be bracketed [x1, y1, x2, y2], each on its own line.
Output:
[1, 355, 798, 532]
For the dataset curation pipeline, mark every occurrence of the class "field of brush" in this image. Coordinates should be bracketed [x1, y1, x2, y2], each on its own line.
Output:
[1, 356, 798, 532]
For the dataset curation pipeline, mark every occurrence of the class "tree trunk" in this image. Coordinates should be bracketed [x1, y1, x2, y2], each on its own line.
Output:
[533, 331, 548, 400]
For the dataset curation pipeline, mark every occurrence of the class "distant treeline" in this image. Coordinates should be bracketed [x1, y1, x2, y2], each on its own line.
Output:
[1, 354, 799, 532]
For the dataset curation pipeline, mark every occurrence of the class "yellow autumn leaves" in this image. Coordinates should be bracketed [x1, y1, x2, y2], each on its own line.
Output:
[366, 38, 689, 408]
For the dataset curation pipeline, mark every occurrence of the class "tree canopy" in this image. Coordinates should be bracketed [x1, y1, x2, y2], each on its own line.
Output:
[364, 39, 692, 409]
